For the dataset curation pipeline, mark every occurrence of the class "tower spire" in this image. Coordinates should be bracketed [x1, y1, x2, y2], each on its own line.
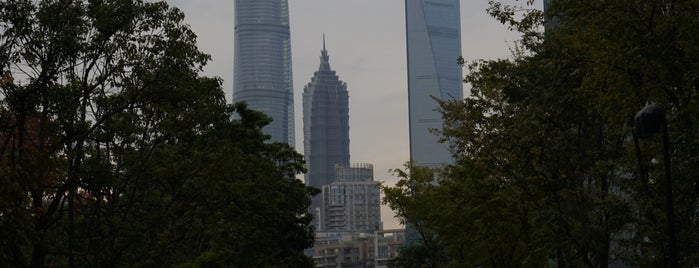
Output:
[319, 33, 330, 71]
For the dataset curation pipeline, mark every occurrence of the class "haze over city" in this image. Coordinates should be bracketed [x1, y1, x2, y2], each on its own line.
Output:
[166, 0, 532, 229]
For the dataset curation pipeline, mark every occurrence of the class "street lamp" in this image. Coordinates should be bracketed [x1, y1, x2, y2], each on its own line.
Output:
[633, 104, 678, 268]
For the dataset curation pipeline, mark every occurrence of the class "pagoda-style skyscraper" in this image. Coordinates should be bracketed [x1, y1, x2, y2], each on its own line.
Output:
[303, 37, 350, 218]
[233, 0, 294, 145]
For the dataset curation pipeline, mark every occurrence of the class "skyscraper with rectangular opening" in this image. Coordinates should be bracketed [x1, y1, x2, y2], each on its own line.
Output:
[405, 0, 462, 167]
[233, 0, 294, 145]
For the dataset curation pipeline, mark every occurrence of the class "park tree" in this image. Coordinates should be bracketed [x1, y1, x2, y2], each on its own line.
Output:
[382, 163, 449, 268]
[0, 0, 316, 267]
[384, 0, 699, 267]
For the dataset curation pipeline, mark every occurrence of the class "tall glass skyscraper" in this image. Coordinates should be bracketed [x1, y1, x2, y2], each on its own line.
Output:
[405, 0, 462, 167]
[233, 0, 294, 145]
[303, 38, 350, 219]
[303, 38, 350, 188]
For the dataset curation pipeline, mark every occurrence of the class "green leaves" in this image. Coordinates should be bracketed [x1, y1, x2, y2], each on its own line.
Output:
[387, 0, 699, 266]
[0, 1, 315, 267]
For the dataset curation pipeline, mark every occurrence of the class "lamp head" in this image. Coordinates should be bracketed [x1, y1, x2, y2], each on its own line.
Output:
[633, 104, 665, 139]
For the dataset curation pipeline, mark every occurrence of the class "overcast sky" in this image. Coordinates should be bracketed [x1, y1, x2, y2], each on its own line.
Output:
[165, 0, 542, 229]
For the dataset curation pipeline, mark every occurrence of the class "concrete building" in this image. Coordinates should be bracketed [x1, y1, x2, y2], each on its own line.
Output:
[311, 230, 406, 268]
[374, 229, 406, 268]
[233, 0, 295, 145]
[312, 232, 374, 268]
[321, 163, 381, 233]
[405, 0, 463, 167]
[303, 37, 351, 218]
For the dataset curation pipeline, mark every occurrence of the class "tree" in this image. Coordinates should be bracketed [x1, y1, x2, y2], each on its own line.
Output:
[0, 1, 316, 267]
[384, 0, 699, 267]
[538, 1, 699, 265]
[382, 163, 448, 268]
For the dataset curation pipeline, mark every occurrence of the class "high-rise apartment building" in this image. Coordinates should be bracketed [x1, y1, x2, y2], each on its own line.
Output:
[303, 38, 351, 212]
[321, 163, 381, 233]
[405, 0, 463, 167]
[233, 0, 294, 145]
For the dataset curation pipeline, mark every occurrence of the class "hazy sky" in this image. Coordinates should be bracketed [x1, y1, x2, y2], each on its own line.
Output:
[165, 0, 541, 229]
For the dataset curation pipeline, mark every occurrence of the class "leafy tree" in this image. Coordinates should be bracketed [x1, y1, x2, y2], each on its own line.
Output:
[0, 0, 316, 267]
[382, 163, 448, 268]
[384, 0, 699, 267]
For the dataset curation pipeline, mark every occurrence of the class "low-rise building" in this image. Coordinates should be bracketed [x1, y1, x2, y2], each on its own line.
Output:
[311, 229, 406, 268]
[374, 229, 406, 268]
[312, 232, 374, 268]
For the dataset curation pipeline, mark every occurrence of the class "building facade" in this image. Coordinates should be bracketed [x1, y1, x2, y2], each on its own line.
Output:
[311, 230, 406, 268]
[303, 37, 351, 216]
[374, 229, 406, 268]
[321, 163, 381, 233]
[233, 0, 295, 145]
[543, 0, 557, 30]
[405, 0, 463, 167]
[312, 232, 374, 268]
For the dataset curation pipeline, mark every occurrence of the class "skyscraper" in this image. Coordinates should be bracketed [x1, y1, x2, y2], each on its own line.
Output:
[303, 37, 351, 193]
[405, 0, 463, 167]
[233, 0, 294, 145]
[543, 0, 558, 31]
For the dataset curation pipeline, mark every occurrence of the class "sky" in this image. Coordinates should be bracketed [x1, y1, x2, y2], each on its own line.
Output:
[165, 0, 541, 230]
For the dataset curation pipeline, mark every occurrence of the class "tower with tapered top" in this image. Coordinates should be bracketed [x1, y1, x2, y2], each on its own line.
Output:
[303, 36, 351, 221]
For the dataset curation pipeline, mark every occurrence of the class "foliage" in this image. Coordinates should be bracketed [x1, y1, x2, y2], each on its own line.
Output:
[384, 0, 699, 267]
[387, 244, 440, 268]
[0, 0, 316, 267]
[382, 163, 448, 268]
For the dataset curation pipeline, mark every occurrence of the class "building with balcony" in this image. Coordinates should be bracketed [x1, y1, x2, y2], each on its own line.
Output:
[321, 163, 381, 233]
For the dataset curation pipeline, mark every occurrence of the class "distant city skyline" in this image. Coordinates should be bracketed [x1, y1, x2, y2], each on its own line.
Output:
[167, 0, 536, 229]
[232, 0, 295, 145]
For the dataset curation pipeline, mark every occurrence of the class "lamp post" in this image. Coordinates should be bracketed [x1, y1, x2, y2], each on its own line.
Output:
[633, 104, 678, 268]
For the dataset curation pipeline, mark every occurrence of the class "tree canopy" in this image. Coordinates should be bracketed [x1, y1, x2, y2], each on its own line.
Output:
[0, 0, 316, 267]
[384, 0, 699, 267]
